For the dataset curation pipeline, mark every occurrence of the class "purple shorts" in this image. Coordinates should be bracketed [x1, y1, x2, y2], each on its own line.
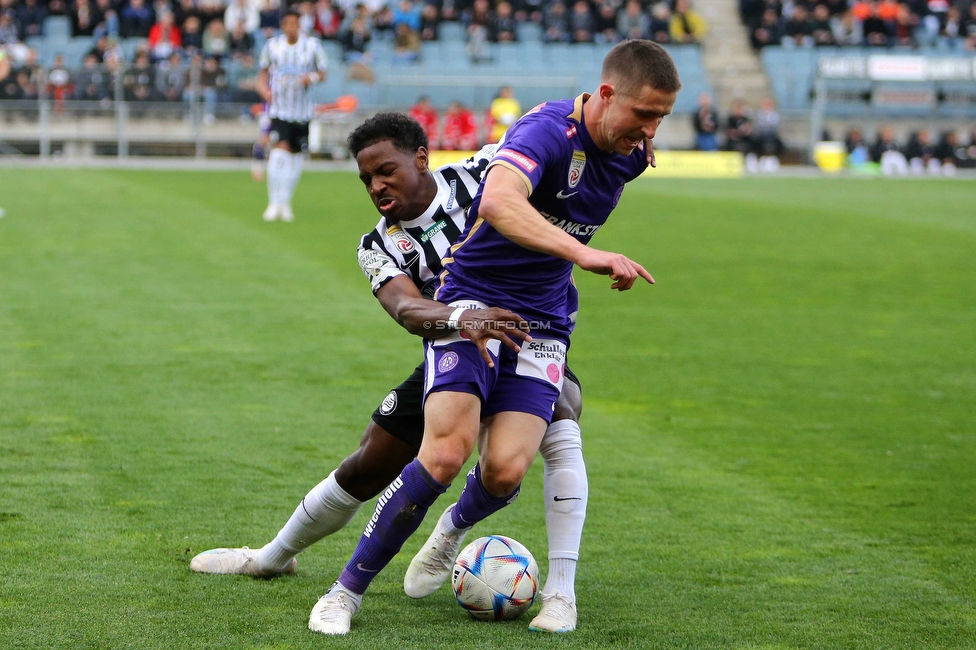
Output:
[423, 329, 568, 424]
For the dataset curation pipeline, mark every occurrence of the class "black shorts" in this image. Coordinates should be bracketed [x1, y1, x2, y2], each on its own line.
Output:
[371, 362, 582, 449]
[268, 118, 309, 153]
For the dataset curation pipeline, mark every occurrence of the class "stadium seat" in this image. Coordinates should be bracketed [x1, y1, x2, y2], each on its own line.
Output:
[438, 21, 465, 42]
[66, 36, 96, 67]
[121, 38, 147, 61]
[493, 42, 520, 70]
[43, 16, 72, 41]
[516, 23, 543, 42]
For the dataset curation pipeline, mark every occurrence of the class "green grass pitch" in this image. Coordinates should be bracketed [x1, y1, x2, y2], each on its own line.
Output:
[0, 169, 974, 649]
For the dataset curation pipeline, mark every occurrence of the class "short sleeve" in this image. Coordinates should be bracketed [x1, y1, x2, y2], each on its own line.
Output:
[314, 40, 328, 72]
[358, 242, 406, 295]
[258, 41, 271, 70]
[486, 117, 563, 196]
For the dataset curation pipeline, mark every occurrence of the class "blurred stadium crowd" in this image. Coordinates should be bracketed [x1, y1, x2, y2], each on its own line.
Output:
[743, 0, 976, 49]
[844, 124, 976, 170]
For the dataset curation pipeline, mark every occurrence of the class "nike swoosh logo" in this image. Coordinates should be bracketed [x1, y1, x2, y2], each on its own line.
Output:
[357, 563, 380, 572]
[556, 190, 578, 199]
[553, 496, 582, 502]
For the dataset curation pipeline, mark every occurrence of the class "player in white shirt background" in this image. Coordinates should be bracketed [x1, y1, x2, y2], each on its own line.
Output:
[256, 9, 328, 222]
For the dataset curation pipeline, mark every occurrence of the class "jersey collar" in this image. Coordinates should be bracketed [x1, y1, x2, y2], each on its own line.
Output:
[567, 93, 589, 123]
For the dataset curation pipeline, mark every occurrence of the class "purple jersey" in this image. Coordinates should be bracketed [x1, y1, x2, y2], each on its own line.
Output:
[434, 94, 648, 342]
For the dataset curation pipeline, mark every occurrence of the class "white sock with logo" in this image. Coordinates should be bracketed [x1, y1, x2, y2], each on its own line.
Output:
[257, 471, 365, 572]
[539, 418, 587, 602]
[280, 151, 304, 205]
[267, 147, 289, 206]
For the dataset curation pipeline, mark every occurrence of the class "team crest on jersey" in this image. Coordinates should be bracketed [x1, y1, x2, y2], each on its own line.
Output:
[379, 390, 397, 415]
[568, 150, 586, 188]
[387, 224, 415, 253]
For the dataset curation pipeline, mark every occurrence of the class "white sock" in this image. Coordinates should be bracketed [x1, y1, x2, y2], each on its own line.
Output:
[267, 148, 289, 206]
[280, 151, 303, 205]
[539, 418, 587, 602]
[257, 471, 365, 572]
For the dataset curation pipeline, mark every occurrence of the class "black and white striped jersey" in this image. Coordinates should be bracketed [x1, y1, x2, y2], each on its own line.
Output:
[358, 146, 496, 299]
[258, 34, 328, 123]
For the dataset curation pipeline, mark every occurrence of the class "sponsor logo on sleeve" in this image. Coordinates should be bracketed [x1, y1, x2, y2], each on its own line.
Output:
[495, 149, 538, 173]
[568, 150, 586, 188]
[445, 179, 457, 210]
[565, 125, 577, 138]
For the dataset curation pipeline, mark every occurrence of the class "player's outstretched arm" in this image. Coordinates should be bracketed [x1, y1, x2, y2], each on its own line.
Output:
[479, 165, 654, 291]
[376, 276, 531, 366]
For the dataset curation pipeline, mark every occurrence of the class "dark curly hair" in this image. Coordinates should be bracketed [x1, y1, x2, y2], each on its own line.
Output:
[347, 112, 429, 158]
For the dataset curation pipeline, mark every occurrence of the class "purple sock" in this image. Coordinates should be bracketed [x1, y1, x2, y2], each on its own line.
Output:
[451, 463, 520, 529]
[338, 459, 447, 595]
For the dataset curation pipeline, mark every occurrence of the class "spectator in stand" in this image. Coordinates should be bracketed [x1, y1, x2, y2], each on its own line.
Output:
[198, 53, 227, 122]
[670, 0, 708, 43]
[487, 85, 519, 143]
[963, 3, 976, 49]
[123, 51, 155, 102]
[784, 4, 813, 45]
[0, 10, 18, 45]
[409, 94, 439, 148]
[11, 68, 39, 99]
[94, 0, 120, 37]
[155, 50, 187, 101]
[876, 0, 901, 24]
[229, 21, 254, 56]
[753, 97, 782, 170]
[374, 3, 395, 36]
[297, 0, 316, 35]
[149, 12, 182, 61]
[121, 0, 155, 38]
[419, 3, 439, 40]
[569, 0, 594, 42]
[203, 18, 230, 58]
[228, 50, 261, 102]
[74, 52, 108, 100]
[519, 0, 544, 23]
[649, 3, 673, 43]
[339, 15, 372, 63]
[724, 99, 753, 153]
[0, 47, 8, 86]
[543, 1, 570, 42]
[315, 0, 342, 38]
[17, 0, 46, 39]
[617, 0, 648, 41]
[72, 0, 100, 37]
[692, 92, 719, 150]
[182, 15, 203, 50]
[810, 4, 835, 44]
[441, 100, 478, 150]
[88, 34, 119, 61]
[861, 3, 891, 45]
[259, 0, 281, 35]
[47, 54, 74, 112]
[495, 1, 517, 42]
[845, 127, 870, 164]
[750, 9, 783, 50]
[940, 6, 961, 45]
[593, 1, 620, 43]
[174, 0, 198, 27]
[831, 9, 862, 44]
[392, 0, 422, 32]
[392, 21, 421, 62]
[225, 0, 259, 35]
[437, 0, 460, 22]
[465, 0, 494, 60]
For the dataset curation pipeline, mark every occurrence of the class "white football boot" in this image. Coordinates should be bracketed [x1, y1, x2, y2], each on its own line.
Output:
[528, 592, 578, 633]
[189, 546, 296, 578]
[403, 504, 469, 598]
[308, 582, 361, 636]
[262, 203, 281, 222]
[279, 204, 294, 222]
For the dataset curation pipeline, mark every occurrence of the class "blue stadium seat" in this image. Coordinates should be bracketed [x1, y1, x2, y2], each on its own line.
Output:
[43, 15, 72, 41]
[346, 81, 380, 109]
[121, 38, 146, 61]
[516, 23, 543, 42]
[65, 36, 96, 67]
[438, 21, 465, 42]
[544, 43, 572, 69]
[493, 42, 520, 69]
[516, 41, 544, 63]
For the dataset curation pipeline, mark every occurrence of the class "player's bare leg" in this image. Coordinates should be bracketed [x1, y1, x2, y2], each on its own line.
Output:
[310, 391, 480, 635]
[404, 410, 547, 597]
[190, 422, 416, 577]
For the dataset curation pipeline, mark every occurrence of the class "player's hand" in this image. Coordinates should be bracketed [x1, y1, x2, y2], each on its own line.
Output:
[643, 137, 656, 168]
[459, 307, 532, 368]
[258, 86, 272, 103]
[575, 248, 654, 291]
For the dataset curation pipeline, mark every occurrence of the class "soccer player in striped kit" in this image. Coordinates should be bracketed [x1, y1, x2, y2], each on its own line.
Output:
[257, 9, 327, 222]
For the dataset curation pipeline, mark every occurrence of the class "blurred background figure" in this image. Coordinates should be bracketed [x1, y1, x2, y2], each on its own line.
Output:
[693, 92, 719, 151]
[753, 97, 782, 172]
[486, 85, 520, 144]
[409, 94, 439, 149]
[441, 100, 478, 150]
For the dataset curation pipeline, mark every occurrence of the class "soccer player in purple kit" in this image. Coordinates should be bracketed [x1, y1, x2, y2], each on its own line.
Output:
[310, 40, 680, 636]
